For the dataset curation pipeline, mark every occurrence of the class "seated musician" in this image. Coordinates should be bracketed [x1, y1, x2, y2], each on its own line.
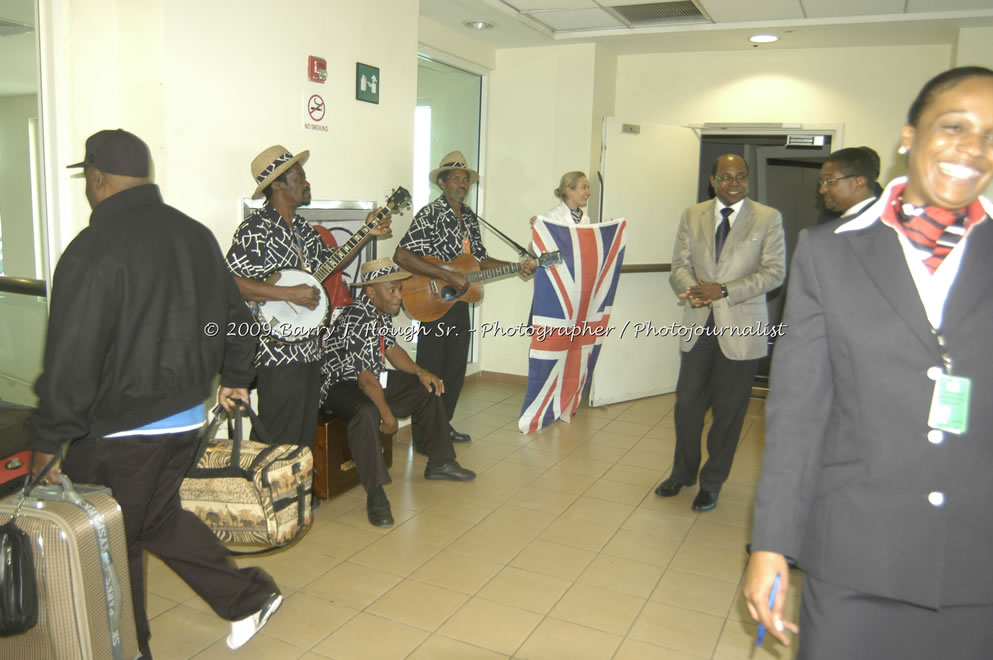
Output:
[320, 258, 476, 527]
[394, 151, 535, 450]
[225, 145, 389, 449]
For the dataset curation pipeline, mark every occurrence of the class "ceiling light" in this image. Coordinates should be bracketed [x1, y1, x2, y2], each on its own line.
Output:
[749, 34, 779, 44]
[463, 20, 494, 30]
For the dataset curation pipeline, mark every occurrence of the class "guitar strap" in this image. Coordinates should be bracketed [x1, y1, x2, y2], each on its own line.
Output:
[290, 220, 310, 273]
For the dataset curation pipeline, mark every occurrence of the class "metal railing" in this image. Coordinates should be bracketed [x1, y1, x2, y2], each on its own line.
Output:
[620, 263, 671, 273]
[0, 276, 46, 297]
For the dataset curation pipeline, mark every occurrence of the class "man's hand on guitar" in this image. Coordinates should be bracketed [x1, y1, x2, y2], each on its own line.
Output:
[366, 208, 392, 237]
[284, 283, 321, 310]
[520, 257, 537, 278]
[444, 271, 471, 294]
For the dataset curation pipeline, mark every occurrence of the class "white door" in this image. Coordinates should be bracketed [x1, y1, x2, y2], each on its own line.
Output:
[590, 118, 700, 407]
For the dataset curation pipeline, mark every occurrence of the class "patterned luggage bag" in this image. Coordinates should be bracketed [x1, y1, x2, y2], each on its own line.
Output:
[179, 401, 313, 546]
[0, 475, 140, 660]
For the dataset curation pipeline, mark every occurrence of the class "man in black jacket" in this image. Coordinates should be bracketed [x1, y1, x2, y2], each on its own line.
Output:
[29, 129, 281, 656]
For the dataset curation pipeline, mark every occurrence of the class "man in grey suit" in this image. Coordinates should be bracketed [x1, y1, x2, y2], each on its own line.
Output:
[655, 154, 786, 512]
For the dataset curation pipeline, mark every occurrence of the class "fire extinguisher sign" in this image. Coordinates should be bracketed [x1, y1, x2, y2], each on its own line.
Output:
[355, 62, 380, 104]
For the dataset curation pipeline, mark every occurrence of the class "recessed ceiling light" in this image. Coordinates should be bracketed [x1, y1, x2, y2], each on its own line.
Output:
[463, 20, 494, 30]
[749, 34, 779, 44]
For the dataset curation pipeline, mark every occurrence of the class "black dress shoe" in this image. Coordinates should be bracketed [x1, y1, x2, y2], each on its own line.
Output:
[654, 478, 691, 497]
[424, 460, 476, 481]
[366, 486, 394, 527]
[691, 489, 718, 512]
[449, 428, 471, 443]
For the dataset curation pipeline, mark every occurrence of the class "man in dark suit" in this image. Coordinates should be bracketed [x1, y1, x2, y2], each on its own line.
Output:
[654, 154, 786, 512]
[817, 146, 881, 222]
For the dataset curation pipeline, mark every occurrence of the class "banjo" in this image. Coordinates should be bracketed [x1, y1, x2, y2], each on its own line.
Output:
[256, 186, 411, 343]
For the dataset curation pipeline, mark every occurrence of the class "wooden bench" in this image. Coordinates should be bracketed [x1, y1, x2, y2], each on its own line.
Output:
[312, 411, 394, 500]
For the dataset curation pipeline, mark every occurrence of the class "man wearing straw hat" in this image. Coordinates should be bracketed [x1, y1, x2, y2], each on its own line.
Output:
[320, 258, 476, 527]
[395, 151, 535, 450]
[226, 145, 390, 449]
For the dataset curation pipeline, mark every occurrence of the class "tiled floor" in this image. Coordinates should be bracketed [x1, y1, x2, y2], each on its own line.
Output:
[146, 380, 802, 659]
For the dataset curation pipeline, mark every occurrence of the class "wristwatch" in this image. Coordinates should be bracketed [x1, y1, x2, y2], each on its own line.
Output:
[720, 284, 729, 299]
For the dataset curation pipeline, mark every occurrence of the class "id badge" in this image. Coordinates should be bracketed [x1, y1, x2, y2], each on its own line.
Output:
[927, 374, 970, 435]
[379, 370, 389, 389]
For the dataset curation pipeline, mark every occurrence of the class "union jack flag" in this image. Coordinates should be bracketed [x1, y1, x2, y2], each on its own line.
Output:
[518, 217, 627, 433]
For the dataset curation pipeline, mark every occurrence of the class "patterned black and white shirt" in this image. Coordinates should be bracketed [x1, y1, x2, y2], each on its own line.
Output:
[226, 202, 334, 367]
[398, 196, 489, 262]
[320, 294, 396, 404]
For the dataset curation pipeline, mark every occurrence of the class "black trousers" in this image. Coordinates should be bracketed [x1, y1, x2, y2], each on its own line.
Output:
[413, 301, 470, 443]
[671, 330, 758, 492]
[63, 430, 277, 659]
[323, 371, 456, 491]
[255, 360, 321, 449]
[798, 574, 993, 660]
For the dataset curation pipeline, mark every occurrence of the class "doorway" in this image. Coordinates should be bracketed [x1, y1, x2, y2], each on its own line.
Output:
[697, 134, 833, 386]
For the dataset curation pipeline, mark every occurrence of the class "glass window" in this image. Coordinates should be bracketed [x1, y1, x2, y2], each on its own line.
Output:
[409, 55, 483, 363]
[0, 0, 49, 406]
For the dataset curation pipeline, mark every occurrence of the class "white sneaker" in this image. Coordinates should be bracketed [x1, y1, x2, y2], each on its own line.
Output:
[226, 593, 283, 650]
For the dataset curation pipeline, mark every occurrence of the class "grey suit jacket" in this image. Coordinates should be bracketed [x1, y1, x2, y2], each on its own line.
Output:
[752, 182, 993, 608]
[670, 198, 786, 359]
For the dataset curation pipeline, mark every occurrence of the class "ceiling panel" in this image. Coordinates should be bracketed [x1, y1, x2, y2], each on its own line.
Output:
[801, 0, 906, 19]
[908, 0, 993, 10]
[528, 8, 626, 29]
[698, 0, 804, 23]
[503, 1, 599, 10]
[422, 0, 993, 52]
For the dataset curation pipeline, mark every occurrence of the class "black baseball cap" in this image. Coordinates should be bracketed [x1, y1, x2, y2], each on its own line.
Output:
[67, 129, 151, 177]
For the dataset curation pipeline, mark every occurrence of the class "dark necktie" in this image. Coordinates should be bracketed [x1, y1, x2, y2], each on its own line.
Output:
[715, 207, 733, 262]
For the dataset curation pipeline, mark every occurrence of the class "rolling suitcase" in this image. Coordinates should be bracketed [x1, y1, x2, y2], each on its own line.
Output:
[0, 474, 140, 660]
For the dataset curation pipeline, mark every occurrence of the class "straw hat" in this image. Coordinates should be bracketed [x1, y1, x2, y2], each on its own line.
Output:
[250, 145, 310, 198]
[429, 151, 479, 187]
[350, 258, 412, 287]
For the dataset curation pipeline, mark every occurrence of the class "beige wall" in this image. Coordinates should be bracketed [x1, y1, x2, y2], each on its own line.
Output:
[419, 16, 495, 71]
[55, 0, 419, 261]
[614, 44, 953, 183]
[480, 43, 601, 376]
[476, 41, 960, 377]
[954, 27, 993, 68]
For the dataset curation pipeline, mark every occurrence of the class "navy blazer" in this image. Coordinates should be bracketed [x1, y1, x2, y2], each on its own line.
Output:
[752, 178, 993, 608]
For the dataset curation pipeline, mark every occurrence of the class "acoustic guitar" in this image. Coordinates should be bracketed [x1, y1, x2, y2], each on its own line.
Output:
[256, 186, 411, 342]
[401, 251, 562, 322]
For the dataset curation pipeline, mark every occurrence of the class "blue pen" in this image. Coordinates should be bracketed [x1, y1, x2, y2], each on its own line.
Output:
[756, 572, 781, 647]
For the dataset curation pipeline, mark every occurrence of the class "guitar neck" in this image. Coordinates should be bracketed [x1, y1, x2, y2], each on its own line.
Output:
[312, 206, 389, 282]
[465, 261, 525, 283]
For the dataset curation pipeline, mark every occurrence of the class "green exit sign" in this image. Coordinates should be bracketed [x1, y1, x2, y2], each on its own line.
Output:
[356, 62, 380, 104]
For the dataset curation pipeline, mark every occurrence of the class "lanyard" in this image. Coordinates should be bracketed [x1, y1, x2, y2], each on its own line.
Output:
[931, 327, 953, 375]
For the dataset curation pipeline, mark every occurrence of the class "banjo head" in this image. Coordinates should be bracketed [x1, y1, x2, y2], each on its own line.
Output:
[257, 269, 330, 342]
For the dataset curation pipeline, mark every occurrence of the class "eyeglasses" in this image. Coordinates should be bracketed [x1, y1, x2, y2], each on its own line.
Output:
[714, 174, 748, 183]
[818, 175, 856, 187]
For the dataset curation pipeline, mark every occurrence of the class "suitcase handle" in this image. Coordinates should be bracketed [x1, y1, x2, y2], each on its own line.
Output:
[191, 400, 277, 476]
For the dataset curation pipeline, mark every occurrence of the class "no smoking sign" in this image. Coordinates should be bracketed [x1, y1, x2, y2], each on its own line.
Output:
[303, 92, 328, 132]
